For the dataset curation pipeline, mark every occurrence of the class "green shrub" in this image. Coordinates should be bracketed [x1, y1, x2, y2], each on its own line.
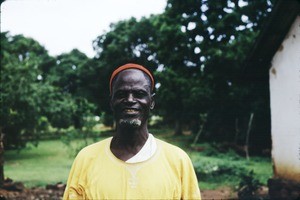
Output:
[238, 170, 262, 199]
[194, 162, 246, 181]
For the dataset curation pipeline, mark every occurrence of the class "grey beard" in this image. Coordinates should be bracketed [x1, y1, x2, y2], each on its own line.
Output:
[119, 119, 142, 127]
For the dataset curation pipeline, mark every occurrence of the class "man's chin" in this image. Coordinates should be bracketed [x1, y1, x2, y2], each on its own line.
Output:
[119, 119, 141, 128]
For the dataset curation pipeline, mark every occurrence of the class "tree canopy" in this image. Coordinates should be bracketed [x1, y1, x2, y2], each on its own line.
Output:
[0, 32, 94, 149]
[91, 0, 274, 150]
[1, 0, 275, 153]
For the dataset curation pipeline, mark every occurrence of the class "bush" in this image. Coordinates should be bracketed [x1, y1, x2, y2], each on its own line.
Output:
[195, 162, 244, 178]
[61, 116, 101, 157]
[192, 144, 270, 191]
[238, 170, 262, 199]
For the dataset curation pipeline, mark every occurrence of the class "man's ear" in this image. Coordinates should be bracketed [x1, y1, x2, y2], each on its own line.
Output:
[150, 93, 155, 109]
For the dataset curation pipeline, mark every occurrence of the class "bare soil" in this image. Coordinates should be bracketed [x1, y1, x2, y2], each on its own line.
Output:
[0, 187, 64, 200]
[0, 186, 238, 200]
[0, 179, 271, 200]
[201, 187, 238, 199]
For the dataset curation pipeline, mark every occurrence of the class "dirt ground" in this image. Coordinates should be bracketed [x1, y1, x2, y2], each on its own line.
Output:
[0, 187, 64, 200]
[0, 179, 271, 200]
[201, 187, 238, 199]
[0, 186, 238, 200]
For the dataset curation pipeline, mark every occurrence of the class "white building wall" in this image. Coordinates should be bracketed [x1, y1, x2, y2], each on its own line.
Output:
[269, 16, 300, 182]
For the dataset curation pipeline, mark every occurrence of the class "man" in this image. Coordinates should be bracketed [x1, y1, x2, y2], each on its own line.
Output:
[63, 63, 201, 199]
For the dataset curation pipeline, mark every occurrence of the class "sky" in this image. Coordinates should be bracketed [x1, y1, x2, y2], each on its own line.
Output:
[1, 0, 166, 58]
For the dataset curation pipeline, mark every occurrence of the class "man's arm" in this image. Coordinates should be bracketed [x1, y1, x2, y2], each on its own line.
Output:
[63, 153, 87, 199]
[181, 153, 201, 200]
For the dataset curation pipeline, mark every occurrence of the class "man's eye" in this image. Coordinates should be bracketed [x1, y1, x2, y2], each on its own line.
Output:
[115, 92, 126, 98]
[134, 91, 146, 98]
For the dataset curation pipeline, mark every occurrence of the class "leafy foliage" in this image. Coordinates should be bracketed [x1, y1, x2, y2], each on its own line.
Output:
[238, 170, 263, 199]
[1, 0, 276, 152]
[1, 32, 53, 148]
[91, 0, 275, 152]
[190, 142, 271, 190]
[0, 32, 95, 149]
[61, 117, 100, 157]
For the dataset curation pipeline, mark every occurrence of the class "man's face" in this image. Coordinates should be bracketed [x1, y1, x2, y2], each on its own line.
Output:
[110, 69, 154, 128]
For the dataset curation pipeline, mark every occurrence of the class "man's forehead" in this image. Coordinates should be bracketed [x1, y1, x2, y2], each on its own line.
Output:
[112, 69, 151, 92]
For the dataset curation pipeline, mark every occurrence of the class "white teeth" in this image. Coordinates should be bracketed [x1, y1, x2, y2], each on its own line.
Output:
[124, 109, 136, 112]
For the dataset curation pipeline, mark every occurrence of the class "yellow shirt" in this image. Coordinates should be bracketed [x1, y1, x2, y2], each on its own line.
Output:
[63, 137, 201, 199]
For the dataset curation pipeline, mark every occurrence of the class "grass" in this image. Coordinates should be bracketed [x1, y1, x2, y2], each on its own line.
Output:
[4, 129, 272, 190]
[192, 152, 272, 190]
[5, 140, 70, 187]
[4, 138, 106, 187]
[154, 131, 272, 190]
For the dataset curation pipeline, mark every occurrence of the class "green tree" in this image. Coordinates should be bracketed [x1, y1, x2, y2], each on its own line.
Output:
[1, 32, 52, 148]
[0, 32, 54, 186]
[92, 0, 274, 148]
[0, 32, 96, 148]
[151, 0, 274, 137]
[0, 32, 98, 185]
[43, 49, 96, 128]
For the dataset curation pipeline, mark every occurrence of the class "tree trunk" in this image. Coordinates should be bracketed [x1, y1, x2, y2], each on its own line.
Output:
[192, 123, 204, 146]
[234, 118, 240, 144]
[174, 119, 183, 135]
[245, 113, 254, 160]
[0, 128, 4, 187]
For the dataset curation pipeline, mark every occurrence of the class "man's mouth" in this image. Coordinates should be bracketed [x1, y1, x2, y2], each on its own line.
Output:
[123, 108, 139, 114]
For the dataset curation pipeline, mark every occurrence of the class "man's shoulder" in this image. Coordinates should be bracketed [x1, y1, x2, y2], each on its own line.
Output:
[155, 138, 189, 159]
[76, 137, 111, 158]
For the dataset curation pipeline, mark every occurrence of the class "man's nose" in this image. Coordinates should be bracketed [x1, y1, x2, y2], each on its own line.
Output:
[125, 93, 135, 102]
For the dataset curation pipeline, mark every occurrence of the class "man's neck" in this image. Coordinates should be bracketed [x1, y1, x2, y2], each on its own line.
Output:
[110, 125, 149, 161]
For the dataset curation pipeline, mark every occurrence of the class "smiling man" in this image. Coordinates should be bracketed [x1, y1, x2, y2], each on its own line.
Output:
[63, 63, 201, 199]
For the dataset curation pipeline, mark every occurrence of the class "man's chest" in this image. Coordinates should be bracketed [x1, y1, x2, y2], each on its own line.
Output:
[85, 160, 181, 199]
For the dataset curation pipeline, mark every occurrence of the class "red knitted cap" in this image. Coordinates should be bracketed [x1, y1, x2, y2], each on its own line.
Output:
[109, 63, 154, 94]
